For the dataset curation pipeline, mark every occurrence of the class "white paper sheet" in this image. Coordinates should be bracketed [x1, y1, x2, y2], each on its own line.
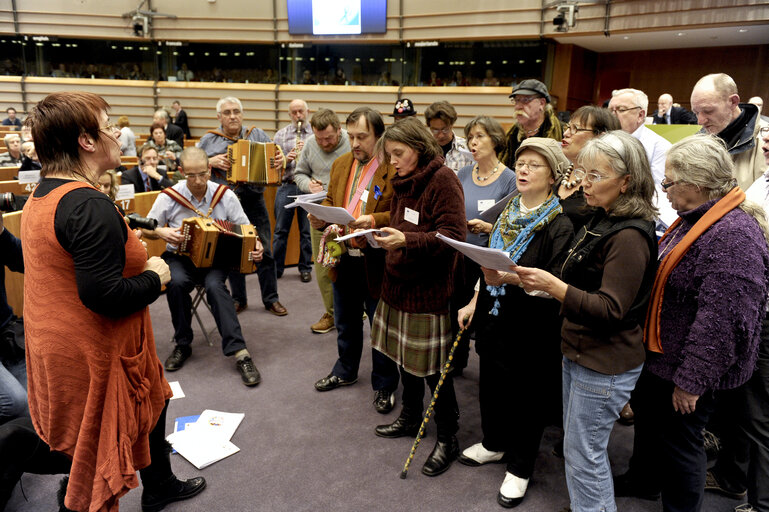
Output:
[477, 191, 516, 223]
[168, 381, 185, 400]
[334, 228, 383, 249]
[284, 191, 327, 208]
[168, 431, 240, 469]
[436, 233, 517, 273]
[297, 201, 356, 225]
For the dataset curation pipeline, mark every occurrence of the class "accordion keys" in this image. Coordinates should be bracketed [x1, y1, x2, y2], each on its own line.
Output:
[227, 140, 282, 186]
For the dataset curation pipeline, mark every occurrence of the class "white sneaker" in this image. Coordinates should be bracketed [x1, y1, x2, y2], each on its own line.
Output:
[457, 442, 504, 466]
[498, 472, 529, 508]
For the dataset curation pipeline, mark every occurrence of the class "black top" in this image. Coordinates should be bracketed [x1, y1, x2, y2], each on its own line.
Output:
[164, 123, 185, 147]
[33, 178, 160, 317]
[0, 227, 23, 328]
[173, 109, 191, 138]
[440, 139, 453, 157]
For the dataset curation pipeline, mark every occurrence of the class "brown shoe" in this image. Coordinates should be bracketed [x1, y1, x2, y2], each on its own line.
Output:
[618, 402, 634, 425]
[311, 312, 335, 334]
[265, 301, 288, 316]
[234, 301, 248, 314]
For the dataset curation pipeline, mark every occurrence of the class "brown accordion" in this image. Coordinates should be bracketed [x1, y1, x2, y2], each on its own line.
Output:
[177, 217, 257, 273]
[227, 140, 281, 185]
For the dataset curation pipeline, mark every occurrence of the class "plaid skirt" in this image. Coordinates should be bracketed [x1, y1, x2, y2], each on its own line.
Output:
[371, 300, 451, 377]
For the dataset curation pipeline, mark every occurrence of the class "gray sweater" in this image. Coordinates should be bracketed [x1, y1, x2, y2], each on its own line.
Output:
[293, 130, 350, 193]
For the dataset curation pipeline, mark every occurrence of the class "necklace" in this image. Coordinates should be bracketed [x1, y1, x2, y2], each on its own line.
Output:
[475, 161, 501, 182]
[561, 166, 582, 190]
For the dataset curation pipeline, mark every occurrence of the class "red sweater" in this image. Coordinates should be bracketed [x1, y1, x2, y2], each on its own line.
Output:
[381, 157, 466, 314]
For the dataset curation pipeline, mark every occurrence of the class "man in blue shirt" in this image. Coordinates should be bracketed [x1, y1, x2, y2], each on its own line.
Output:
[197, 96, 288, 317]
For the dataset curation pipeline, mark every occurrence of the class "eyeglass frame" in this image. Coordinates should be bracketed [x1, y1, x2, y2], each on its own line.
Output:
[429, 127, 453, 135]
[760, 126, 769, 137]
[510, 95, 539, 106]
[609, 106, 642, 115]
[185, 170, 211, 180]
[565, 123, 596, 135]
[572, 168, 618, 184]
[514, 160, 549, 172]
[660, 178, 682, 191]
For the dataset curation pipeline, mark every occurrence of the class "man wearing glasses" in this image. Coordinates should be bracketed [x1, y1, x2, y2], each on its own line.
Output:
[499, 79, 565, 169]
[144, 147, 264, 387]
[197, 96, 288, 318]
[609, 88, 671, 185]
[424, 101, 473, 174]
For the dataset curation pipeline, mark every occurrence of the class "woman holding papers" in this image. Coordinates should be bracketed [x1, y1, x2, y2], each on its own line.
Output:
[514, 131, 658, 512]
[451, 116, 517, 375]
[557, 106, 620, 232]
[456, 137, 573, 508]
[615, 135, 769, 511]
[370, 118, 466, 477]
[21, 92, 205, 511]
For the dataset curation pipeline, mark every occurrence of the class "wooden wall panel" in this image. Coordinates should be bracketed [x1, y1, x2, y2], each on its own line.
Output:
[0, 76, 23, 114]
[596, 45, 769, 110]
[401, 86, 513, 131]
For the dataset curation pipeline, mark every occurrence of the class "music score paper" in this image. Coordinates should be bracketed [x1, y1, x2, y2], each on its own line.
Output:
[297, 201, 356, 225]
[284, 191, 327, 209]
[477, 191, 516, 223]
[335, 229, 383, 249]
[435, 233, 518, 273]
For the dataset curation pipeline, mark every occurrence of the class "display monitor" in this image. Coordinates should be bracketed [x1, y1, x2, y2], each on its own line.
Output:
[287, 0, 387, 35]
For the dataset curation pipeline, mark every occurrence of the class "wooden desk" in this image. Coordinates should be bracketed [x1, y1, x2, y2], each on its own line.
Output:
[0, 180, 36, 196]
[0, 167, 19, 181]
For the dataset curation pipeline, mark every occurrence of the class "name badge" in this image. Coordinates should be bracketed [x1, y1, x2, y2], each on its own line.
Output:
[404, 207, 419, 225]
[361, 189, 369, 203]
[477, 199, 495, 212]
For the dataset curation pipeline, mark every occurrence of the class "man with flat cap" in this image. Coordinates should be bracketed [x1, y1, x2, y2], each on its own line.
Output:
[499, 79, 565, 170]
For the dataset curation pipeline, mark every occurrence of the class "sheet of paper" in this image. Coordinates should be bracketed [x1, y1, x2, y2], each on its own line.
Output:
[284, 191, 327, 208]
[17, 170, 40, 185]
[115, 183, 135, 200]
[168, 381, 185, 400]
[170, 433, 240, 469]
[334, 228, 383, 249]
[194, 409, 245, 443]
[297, 201, 356, 225]
[477, 191, 516, 223]
[436, 233, 517, 273]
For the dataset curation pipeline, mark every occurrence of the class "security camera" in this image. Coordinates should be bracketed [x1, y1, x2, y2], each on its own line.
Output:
[553, 4, 577, 32]
[132, 14, 149, 37]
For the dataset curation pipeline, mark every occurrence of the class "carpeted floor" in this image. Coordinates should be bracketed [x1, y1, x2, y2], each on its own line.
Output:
[7, 269, 745, 511]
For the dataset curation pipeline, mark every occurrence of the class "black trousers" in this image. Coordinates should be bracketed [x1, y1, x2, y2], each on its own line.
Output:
[629, 370, 717, 512]
[0, 401, 173, 511]
[400, 367, 459, 440]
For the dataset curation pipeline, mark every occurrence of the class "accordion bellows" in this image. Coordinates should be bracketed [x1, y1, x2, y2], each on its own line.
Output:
[178, 217, 257, 274]
[227, 140, 281, 185]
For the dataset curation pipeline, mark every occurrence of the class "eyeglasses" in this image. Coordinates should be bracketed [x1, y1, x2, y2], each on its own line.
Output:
[760, 126, 769, 137]
[510, 95, 538, 106]
[99, 123, 118, 134]
[609, 106, 641, 115]
[572, 168, 615, 184]
[219, 109, 242, 117]
[661, 178, 681, 190]
[515, 161, 549, 172]
[429, 127, 452, 135]
[185, 171, 210, 180]
[565, 124, 595, 135]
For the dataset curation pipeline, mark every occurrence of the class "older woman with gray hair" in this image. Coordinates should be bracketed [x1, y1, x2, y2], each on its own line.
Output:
[615, 134, 769, 512]
[515, 130, 659, 512]
[456, 137, 573, 508]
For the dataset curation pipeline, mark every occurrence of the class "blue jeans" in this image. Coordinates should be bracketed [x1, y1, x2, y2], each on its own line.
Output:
[331, 255, 398, 391]
[273, 182, 313, 275]
[0, 359, 26, 425]
[562, 357, 642, 512]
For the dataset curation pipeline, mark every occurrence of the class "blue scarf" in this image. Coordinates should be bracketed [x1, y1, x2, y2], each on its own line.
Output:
[486, 193, 562, 315]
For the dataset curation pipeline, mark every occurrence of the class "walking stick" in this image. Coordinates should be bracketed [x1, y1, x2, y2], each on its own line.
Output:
[400, 325, 466, 479]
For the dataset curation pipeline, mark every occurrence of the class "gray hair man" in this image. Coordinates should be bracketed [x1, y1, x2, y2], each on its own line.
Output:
[652, 93, 697, 125]
[153, 108, 185, 146]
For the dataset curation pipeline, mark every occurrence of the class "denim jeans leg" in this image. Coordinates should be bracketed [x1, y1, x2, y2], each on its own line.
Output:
[204, 267, 247, 356]
[294, 194, 313, 272]
[235, 185, 279, 307]
[273, 183, 295, 277]
[562, 357, 642, 512]
[0, 362, 26, 423]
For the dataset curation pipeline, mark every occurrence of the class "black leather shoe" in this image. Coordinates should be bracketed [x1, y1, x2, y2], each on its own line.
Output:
[141, 476, 206, 512]
[315, 373, 357, 392]
[373, 390, 396, 414]
[300, 271, 312, 283]
[422, 436, 459, 476]
[236, 357, 261, 386]
[375, 412, 421, 438]
[613, 471, 660, 501]
[164, 345, 191, 372]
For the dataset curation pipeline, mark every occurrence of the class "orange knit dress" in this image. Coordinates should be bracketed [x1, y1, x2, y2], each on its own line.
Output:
[21, 181, 171, 512]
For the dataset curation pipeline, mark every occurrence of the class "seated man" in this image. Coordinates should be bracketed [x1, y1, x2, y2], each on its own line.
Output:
[144, 147, 263, 387]
[121, 145, 175, 192]
[0, 134, 22, 167]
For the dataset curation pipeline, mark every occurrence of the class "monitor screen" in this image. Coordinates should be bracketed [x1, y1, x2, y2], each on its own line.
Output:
[287, 0, 387, 35]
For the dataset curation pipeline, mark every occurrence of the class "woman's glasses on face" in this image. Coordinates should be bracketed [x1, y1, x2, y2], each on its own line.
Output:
[572, 168, 614, 184]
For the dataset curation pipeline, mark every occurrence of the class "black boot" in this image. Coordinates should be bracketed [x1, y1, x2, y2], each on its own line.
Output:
[375, 409, 421, 438]
[57, 476, 77, 512]
[141, 475, 207, 512]
[422, 435, 459, 476]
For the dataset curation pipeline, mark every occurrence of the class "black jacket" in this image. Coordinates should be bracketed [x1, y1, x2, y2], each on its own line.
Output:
[173, 109, 191, 138]
[121, 166, 173, 192]
[165, 123, 185, 146]
[652, 105, 697, 125]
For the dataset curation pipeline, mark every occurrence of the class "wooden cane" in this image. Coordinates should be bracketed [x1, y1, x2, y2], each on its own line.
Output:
[400, 325, 466, 479]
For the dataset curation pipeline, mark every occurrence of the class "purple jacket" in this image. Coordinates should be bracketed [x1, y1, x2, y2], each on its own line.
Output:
[645, 199, 769, 395]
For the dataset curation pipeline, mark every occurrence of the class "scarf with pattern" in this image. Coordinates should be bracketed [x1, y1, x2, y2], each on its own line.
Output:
[486, 193, 562, 315]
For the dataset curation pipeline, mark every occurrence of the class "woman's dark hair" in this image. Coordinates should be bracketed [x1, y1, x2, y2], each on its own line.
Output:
[150, 122, 166, 137]
[376, 117, 442, 168]
[464, 115, 507, 153]
[570, 105, 620, 134]
[26, 91, 109, 178]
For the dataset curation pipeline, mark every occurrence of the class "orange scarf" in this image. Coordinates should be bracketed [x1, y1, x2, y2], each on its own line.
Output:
[644, 187, 745, 353]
